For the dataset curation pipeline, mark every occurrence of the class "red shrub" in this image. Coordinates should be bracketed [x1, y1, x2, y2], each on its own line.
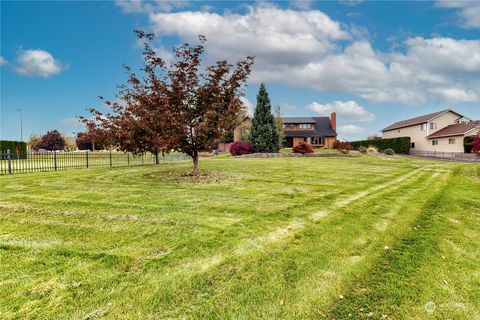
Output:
[293, 143, 314, 154]
[230, 141, 253, 156]
[471, 135, 480, 154]
[334, 140, 353, 150]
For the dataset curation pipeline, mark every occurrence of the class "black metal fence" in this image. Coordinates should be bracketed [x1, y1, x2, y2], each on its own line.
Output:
[0, 150, 191, 175]
[409, 150, 480, 162]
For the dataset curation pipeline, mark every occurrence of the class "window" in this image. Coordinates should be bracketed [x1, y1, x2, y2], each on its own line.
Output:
[449, 138, 455, 144]
[411, 142, 415, 149]
[430, 123, 437, 130]
[421, 123, 427, 131]
[312, 137, 324, 145]
[432, 140, 438, 146]
[397, 130, 401, 133]
[298, 123, 313, 129]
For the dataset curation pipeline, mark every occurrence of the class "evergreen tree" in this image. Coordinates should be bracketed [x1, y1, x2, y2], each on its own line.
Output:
[249, 84, 279, 152]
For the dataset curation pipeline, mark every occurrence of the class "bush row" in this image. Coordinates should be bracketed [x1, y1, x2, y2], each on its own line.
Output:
[0, 140, 28, 159]
[350, 137, 411, 154]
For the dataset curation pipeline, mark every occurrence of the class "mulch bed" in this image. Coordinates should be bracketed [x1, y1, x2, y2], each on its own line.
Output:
[235, 152, 356, 158]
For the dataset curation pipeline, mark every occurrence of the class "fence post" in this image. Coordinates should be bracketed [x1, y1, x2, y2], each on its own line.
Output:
[53, 152, 57, 171]
[109, 150, 112, 167]
[7, 149, 12, 175]
[127, 153, 130, 165]
[86, 151, 89, 168]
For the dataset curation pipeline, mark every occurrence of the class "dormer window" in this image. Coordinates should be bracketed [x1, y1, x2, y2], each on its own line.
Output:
[299, 123, 313, 129]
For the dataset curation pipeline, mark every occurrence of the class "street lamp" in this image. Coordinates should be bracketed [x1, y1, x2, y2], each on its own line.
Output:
[15, 108, 23, 141]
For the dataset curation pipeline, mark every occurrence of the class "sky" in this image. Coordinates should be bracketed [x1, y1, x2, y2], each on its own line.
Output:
[1, 0, 480, 141]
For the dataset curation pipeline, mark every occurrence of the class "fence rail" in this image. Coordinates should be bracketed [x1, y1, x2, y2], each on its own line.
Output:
[409, 150, 480, 162]
[0, 150, 191, 175]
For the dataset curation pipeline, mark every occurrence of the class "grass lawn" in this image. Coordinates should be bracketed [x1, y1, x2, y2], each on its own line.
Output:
[1, 155, 479, 319]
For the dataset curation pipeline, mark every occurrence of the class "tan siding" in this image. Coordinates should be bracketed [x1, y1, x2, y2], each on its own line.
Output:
[428, 135, 465, 153]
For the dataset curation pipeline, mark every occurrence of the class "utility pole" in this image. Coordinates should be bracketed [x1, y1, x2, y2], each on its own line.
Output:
[15, 108, 23, 141]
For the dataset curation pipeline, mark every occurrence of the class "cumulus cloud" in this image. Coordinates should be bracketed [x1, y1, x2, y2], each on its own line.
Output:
[306, 100, 375, 122]
[338, 124, 367, 135]
[436, 1, 480, 28]
[116, 0, 190, 13]
[131, 3, 479, 105]
[15, 49, 66, 77]
[0, 56, 6, 66]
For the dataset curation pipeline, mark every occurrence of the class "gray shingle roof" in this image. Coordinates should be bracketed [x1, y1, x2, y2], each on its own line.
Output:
[282, 117, 337, 137]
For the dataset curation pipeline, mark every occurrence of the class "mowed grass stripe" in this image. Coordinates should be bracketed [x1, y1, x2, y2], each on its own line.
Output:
[326, 168, 480, 319]
[135, 168, 445, 319]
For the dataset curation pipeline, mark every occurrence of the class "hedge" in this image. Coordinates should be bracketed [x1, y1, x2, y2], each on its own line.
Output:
[351, 137, 411, 154]
[464, 136, 473, 153]
[0, 140, 28, 159]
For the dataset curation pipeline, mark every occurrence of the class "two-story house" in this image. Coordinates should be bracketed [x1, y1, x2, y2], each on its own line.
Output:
[381, 109, 480, 153]
[233, 113, 338, 148]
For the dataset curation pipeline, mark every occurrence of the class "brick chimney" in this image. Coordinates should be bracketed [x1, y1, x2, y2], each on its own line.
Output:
[330, 112, 336, 130]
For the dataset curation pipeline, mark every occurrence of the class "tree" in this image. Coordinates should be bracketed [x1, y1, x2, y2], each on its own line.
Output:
[38, 130, 65, 150]
[248, 84, 279, 153]
[471, 134, 480, 153]
[28, 134, 41, 151]
[83, 30, 254, 175]
[274, 105, 285, 149]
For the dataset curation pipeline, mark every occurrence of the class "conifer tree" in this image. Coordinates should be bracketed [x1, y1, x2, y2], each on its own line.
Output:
[248, 84, 279, 152]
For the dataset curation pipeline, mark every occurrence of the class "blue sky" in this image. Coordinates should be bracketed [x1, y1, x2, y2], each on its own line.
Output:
[1, 0, 479, 141]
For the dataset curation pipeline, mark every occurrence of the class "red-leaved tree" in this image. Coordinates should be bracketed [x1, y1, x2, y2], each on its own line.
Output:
[39, 130, 66, 151]
[471, 134, 480, 154]
[83, 30, 253, 175]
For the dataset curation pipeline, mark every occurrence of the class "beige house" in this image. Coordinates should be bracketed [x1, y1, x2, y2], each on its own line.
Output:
[234, 113, 338, 148]
[382, 109, 480, 153]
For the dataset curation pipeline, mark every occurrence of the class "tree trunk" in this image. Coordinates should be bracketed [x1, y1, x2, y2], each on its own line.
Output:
[155, 152, 159, 164]
[192, 152, 199, 176]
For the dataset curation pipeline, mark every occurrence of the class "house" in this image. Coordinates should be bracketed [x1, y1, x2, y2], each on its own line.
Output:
[381, 109, 480, 153]
[233, 113, 338, 148]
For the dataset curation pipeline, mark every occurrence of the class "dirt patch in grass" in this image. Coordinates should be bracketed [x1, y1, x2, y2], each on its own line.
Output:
[142, 169, 242, 184]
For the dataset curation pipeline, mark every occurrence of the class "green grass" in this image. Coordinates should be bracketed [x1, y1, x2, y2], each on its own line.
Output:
[0, 155, 478, 319]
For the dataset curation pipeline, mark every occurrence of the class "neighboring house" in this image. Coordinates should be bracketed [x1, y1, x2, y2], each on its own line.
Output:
[381, 109, 480, 153]
[233, 113, 338, 148]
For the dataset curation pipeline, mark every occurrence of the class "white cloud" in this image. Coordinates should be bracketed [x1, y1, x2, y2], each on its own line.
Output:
[306, 100, 375, 122]
[60, 117, 84, 133]
[429, 87, 479, 102]
[129, 3, 480, 105]
[241, 96, 254, 116]
[338, 124, 367, 135]
[291, 0, 313, 10]
[15, 49, 66, 77]
[436, 1, 480, 28]
[0, 56, 6, 66]
[116, 0, 190, 13]
[340, 0, 363, 6]
[116, 0, 144, 13]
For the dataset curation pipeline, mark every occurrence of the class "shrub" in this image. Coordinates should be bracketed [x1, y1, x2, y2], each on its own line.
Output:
[367, 146, 378, 154]
[230, 141, 253, 156]
[384, 148, 395, 155]
[293, 143, 314, 154]
[464, 136, 473, 153]
[339, 149, 350, 154]
[351, 137, 410, 154]
[471, 135, 480, 154]
[358, 146, 368, 154]
[334, 141, 353, 150]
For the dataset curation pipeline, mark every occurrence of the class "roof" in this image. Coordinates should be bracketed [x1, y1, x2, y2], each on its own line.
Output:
[282, 117, 316, 124]
[283, 117, 337, 137]
[381, 109, 463, 132]
[427, 121, 480, 139]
